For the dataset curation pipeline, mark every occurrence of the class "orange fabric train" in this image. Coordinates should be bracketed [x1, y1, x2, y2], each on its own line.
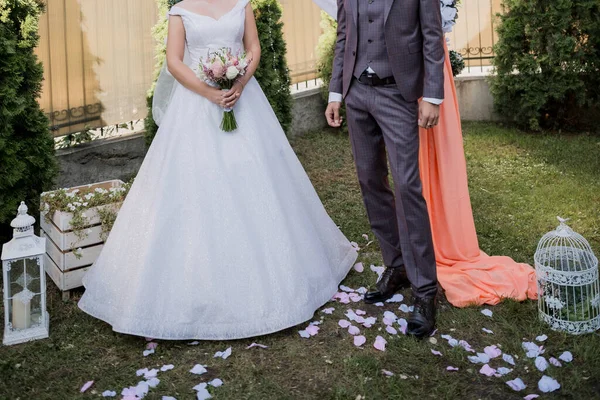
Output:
[418, 43, 538, 307]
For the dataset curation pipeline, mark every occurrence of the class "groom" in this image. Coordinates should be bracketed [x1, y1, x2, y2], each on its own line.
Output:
[326, 0, 444, 338]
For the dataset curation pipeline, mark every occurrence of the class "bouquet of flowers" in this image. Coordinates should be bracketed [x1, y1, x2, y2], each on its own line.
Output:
[440, 0, 459, 33]
[198, 47, 251, 132]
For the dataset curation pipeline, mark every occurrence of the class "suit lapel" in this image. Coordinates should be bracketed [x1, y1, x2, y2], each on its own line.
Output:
[350, 0, 358, 27]
[384, 0, 395, 24]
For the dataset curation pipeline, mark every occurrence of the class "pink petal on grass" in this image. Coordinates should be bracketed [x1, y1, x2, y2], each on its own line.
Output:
[446, 366, 459, 371]
[383, 317, 395, 326]
[305, 325, 320, 336]
[386, 326, 398, 335]
[354, 262, 364, 272]
[349, 293, 363, 302]
[524, 395, 540, 400]
[321, 307, 335, 315]
[246, 343, 268, 349]
[383, 311, 398, 321]
[506, 378, 527, 391]
[146, 342, 158, 350]
[374, 335, 387, 351]
[549, 357, 562, 367]
[484, 345, 502, 358]
[482, 328, 494, 334]
[431, 349, 443, 357]
[479, 364, 496, 377]
[355, 310, 367, 316]
[397, 318, 408, 335]
[80, 381, 94, 393]
[338, 319, 351, 328]
[348, 325, 361, 335]
[354, 335, 367, 347]
[382, 369, 394, 377]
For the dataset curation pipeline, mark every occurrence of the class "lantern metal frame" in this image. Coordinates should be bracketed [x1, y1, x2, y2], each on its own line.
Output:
[534, 217, 600, 335]
[2, 202, 50, 346]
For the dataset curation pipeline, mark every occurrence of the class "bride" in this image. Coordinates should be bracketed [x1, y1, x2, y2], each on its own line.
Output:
[78, 0, 358, 340]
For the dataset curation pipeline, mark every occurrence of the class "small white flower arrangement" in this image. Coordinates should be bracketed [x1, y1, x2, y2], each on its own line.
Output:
[440, 0, 459, 33]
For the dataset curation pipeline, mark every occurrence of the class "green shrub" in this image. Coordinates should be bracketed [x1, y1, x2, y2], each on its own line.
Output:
[490, 0, 600, 131]
[449, 50, 465, 77]
[0, 0, 58, 243]
[316, 12, 346, 132]
[144, 0, 293, 144]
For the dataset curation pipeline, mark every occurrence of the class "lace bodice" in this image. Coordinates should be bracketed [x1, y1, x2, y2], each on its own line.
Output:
[168, 0, 249, 65]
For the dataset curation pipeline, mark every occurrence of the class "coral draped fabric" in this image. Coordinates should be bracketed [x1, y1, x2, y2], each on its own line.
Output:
[418, 44, 537, 307]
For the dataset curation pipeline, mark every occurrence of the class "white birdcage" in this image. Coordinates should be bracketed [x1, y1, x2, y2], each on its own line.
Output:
[534, 217, 600, 335]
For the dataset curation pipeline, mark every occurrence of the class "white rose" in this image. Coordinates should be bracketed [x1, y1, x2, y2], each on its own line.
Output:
[226, 66, 240, 80]
[441, 0, 454, 5]
[441, 6, 457, 23]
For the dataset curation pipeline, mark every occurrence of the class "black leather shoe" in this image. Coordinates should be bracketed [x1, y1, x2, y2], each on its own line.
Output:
[406, 295, 437, 339]
[364, 267, 410, 304]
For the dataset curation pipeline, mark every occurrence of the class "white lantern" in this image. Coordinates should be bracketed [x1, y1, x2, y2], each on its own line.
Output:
[2, 202, 49, 345]
[535, 217, 600, 335]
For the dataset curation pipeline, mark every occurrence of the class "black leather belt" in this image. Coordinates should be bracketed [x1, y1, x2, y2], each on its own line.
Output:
[357, 72, 396, 86]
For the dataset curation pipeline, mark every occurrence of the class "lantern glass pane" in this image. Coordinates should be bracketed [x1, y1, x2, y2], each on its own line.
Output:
[24, 257, 42, 294]
[29, 293, 43, 326]
[8, 259, 26, 299]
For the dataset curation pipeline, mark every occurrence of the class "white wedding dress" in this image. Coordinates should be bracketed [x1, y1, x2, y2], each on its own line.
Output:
[78, 0, 357, 340]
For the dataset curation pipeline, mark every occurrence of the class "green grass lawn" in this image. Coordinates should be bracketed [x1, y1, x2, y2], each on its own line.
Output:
[1, 122, 599, 399]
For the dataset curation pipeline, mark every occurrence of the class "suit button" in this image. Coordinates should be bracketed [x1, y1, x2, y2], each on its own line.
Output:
[352, 51, 356, 56]
[369, 19, 374, 23]
[368, 39, 373, 43]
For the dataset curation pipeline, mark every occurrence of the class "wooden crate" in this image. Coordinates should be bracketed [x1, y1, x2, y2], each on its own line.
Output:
[40, 180, 124, 299]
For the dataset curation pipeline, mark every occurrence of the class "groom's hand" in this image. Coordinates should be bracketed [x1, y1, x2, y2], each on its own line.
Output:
[326, 102, 343, 127]
[418, 101, 440, 129]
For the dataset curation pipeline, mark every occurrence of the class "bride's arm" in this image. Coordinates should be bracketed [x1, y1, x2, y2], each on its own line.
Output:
[166, 15, 224, 106]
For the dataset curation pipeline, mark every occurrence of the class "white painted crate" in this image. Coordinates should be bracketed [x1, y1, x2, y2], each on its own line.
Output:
[40, 180, 124, 298]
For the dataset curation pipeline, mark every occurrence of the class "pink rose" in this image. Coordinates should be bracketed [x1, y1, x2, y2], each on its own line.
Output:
[210, 60, 225, 78]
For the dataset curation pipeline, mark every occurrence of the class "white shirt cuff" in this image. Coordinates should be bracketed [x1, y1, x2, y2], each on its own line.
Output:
[328, 92, 343, 103]
[423, 97, 443, 105]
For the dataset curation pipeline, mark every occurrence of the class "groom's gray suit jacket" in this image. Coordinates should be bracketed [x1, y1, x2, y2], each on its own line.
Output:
[329, 0, 445, 102]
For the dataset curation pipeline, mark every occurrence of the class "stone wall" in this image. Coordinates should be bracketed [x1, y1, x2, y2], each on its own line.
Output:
[54, 75, 495, 188]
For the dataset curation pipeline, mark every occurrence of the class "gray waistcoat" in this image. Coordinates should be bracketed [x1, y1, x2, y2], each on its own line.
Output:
[353, 0, 393, 79]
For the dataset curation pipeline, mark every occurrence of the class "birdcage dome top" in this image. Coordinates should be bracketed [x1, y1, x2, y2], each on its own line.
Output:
[535, 217, 598, 274]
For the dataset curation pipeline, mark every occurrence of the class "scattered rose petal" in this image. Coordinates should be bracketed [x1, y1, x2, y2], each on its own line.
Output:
[458, 340, 475, 353]
[382, 369, 394, 377]
[188, 341, 199, 346]
[338, 319, 351, 328]
[136, 368, 149, 377]
[522, 342, 544, 358]
[190, 364, 208, 375]
[348, 325, 361, 335]
[558, 351, 573, 363]
[524, 395, 540, 400]
[481, 309, 493, 317]
[386, 294, 404, 303]
[538, 375, 560, 393]
[80, 381, 94, 393]
[246, 343, 268, 349]
[536, 334, 548, 342]
[374, 335, 387, 351]
[143, 349, 155, 357]
[431, 349, 443, 357]
[321, 307, 335, 315]
[350, 242, 360, 251]
[398, 304, 410, 313]
[549, 357, 562, 367]
[298, 330, 310, 338]
[102, 391, 117, 397]
[484, 345, 502, 359]
[386, 326, 398, 335]
[506, 378, 527, 391]
[162, 397, 177, 400]
[349, 293, 363, 302]
[208, 378, 223, 387]
[214, 347, 232, 359]
[305, 325, 320, 336]
[383, 311, 398, 321]
[535, 356, 549, 372]
[340, 285, 355, 293]
[354, 262, 364, 272]
[147, 377, 160, 388]
[355, 309, 367, 316]
[468, 353, 491, 364]
[370, 265, 385, 279]
[446, 366, 459, 371]
[146, 342, 158, 350]
[497, 367, 513, 376]
[143, 368, 159, 379]
[356, 287, 368, 295]
[134, 381, 150, 398]
[193, 383, 212, 400]
[482, 328, 494, 334]
[145, 337, 154, 342]
[479, 364, 496, 377]
[383, 317, 395, 326]
[161, 364, 175, 372]
[374, 302, 385, 307]
[362, 234, 369, 240]
[363, 317, 377, 326]
[354, 335, 367, 347]
[397, 318, 408, 335]
[503, 354, 516, 366]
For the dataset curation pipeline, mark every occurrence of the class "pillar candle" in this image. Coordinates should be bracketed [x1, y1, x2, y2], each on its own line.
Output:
[12, 290, 33, 330]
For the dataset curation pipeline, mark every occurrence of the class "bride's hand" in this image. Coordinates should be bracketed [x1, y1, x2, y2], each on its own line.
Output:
[223, 80, 244, 109]
[203, 86, 227, 107]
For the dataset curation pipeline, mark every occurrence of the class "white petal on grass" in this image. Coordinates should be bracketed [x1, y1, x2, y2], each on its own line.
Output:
[193, 383, 212, 400]
[431, 349, 443, 357]
[374, 335, 387, 351]
[214, 347, 232, 359]
[522, 342, 544, 358]
[535, 356, 549, 372]
[536, 334, 548, 342]
[305, 325, 320, 336]
[446, 366, 459, 371]
[479, 364, 496, 377]
[538, 375, 561, 393]
[339, 285, 355, 293]
[188, 341, 199, 346]
[506, 378, 527, 391]
[482, 328, 494, 334]
[374, 302, 385, 307]
[143, 349, 155, 357]
[147, 377, 160, 388]
[383, 311, 398, 321]
[398, 304, 410, 313]
[354, 262, 365, 272]
[80, 381, 94, 393]
[497, 367, 513, 376]
[298, 330, 310, 338]
[246, 343, 268, 349]
[549, 357, 562, 367]
[484, 345, 502, 358]
[386, 294, 404, 303]
[558, 351, 573, 363]
[161, 364, 175, 372]
[162, 397, 177, 400]
[481, 309, 493, 317]
[503, 354, 516, 366]
[381, 369, 394, 377]
[102, 391, 117, 397]
[190, 364, 208, 375]
[523, 395, 540, 400]
[386, 326, 398, 335]
[321, 307, 335, 315]
[208, 378, 223, 387]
